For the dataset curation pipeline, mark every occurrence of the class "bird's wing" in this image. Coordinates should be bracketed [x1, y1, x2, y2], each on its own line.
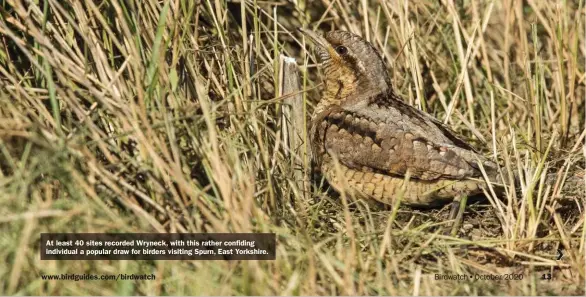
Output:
[317, 100, 492, 181]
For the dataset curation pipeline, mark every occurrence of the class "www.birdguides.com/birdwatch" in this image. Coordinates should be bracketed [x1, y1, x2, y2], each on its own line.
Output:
[40, 233, 276, 260]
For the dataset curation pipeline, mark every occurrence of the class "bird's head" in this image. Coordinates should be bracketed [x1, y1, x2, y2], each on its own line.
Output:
[299, 29, 391, 103]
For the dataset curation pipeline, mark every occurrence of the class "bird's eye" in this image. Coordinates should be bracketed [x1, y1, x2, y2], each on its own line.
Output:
[335, 46, 348, 55]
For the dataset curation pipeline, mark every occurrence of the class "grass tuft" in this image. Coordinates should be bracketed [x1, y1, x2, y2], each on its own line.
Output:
[0, 0, 584, 295]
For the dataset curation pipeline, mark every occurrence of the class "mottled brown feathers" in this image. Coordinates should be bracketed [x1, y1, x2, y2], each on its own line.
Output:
[301, 29, 499, 206]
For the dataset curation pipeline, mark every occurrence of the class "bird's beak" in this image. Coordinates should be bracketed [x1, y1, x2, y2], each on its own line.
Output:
[297, 27, 328, 49]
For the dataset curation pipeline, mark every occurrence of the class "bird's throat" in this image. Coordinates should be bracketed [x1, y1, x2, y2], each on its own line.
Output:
[315, 73, 389, 116]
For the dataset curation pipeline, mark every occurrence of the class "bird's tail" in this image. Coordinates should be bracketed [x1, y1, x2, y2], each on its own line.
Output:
[488, 167, 584, 203]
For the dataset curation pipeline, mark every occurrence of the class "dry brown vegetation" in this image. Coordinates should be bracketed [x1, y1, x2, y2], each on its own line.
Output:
[0, 0, 585, 295]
